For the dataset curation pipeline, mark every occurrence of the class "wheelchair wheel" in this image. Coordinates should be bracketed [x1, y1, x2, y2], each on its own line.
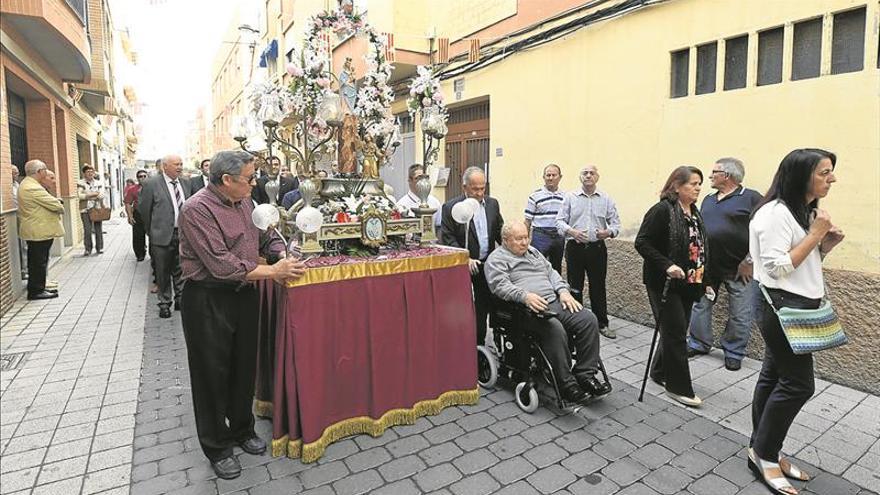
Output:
[477, 346, 498, 388]
[514, 382, 540, 413]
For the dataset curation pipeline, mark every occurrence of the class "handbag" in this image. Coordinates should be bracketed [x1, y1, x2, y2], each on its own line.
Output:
[88, 206, 111, 223]
[759, 284, 848, 354]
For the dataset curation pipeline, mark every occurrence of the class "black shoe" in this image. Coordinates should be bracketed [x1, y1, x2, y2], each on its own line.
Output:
[239, 436, 267, 455]
[27, 291, 59, 301]
[82, 251, 91, 257]
[560, 384, 590, 405]
[724, 357, 742, 371]
[96, 250, 103, 255]
[578, 376, 612, 398]
[210, 456, 241, 480]
[159, 307, 172, 318]
[174, 301, 182, 311]
[136, 257, 145, 262]
[687, 347, 708, 359]
[44, 288, 58, 294]
[650, 375, 666, 387]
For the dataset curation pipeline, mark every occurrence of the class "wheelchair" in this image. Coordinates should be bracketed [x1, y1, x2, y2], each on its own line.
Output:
[477, 298, 611, 413]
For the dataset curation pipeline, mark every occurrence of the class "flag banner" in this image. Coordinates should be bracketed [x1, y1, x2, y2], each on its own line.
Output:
[468, 38, 480, 63]
[438, 37, 450, 63]
[384, 32, 395, 62]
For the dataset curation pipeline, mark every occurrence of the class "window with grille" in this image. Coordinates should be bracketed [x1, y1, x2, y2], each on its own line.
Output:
[757, 27, 784, 86]
[831, 7, 866, 74]
[670, 48, 689, 98]
[792, 18, 822, 80]
[696, 42, 717, 94]
[724, 35, 748, 90]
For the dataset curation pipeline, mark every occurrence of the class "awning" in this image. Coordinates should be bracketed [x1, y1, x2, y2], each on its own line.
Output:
[259, 39, 278, 68]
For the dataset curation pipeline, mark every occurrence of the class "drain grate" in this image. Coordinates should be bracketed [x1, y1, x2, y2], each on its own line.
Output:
[0, 352, 30, 371]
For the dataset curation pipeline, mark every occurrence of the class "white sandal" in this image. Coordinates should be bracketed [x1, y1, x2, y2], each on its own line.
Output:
[747, 448, 798, 495]
[779, 454, 810, 481]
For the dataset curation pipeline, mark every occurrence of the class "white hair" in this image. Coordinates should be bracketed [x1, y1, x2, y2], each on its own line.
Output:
[716, 157, 744, 184]
[25, 160, 47, 176]
[461, 166, 485, 185]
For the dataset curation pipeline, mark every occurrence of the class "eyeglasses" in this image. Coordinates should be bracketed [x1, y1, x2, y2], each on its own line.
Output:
[710, 170, 728, 176]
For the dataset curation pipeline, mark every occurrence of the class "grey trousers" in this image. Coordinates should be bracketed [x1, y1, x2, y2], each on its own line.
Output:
[80, 212, 104, 253]
[151, 229, 182, 309]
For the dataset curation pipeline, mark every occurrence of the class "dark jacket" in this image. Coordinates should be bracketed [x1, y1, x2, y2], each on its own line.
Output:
[189, 175, 209, 195]
[440, 195, 503, 261]
[252, 175, 298, 204]
[137, 174, 191, 246]
[634, 198, 710, 292]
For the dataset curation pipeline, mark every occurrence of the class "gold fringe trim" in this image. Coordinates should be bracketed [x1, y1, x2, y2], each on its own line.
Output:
[286, 250, 469, 287]
[272, 388, 479, 463]
[254, 399, 274, 418]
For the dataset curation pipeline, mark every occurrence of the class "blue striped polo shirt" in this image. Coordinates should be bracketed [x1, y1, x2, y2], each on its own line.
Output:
[525, 187, 565, 229]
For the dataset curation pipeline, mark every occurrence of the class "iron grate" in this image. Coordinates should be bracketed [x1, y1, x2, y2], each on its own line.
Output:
[0, 352, 30, 371]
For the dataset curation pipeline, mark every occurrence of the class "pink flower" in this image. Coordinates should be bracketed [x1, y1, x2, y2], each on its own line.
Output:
[286, 63, 304, 77]
[422, 97, 431, 106]
[316, 77, 331, 88]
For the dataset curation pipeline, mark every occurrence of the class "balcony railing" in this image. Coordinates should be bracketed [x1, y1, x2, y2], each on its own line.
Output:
[65, 0, 87, 25]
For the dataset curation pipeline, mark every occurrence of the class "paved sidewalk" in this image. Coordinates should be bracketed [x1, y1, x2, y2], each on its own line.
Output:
[2, 221, 878, 495]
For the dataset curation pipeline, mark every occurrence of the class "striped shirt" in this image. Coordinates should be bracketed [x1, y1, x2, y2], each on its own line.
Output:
[555, 188, 621, 242]
[524, 187, 565, 229]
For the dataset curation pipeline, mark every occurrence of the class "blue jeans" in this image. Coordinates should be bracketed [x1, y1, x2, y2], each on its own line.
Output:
[687, 278, 756, 361]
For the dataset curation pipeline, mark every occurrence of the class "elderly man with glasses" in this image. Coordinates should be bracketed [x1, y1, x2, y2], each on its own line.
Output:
[687, 157, 763, 371]
[178, 150, 306, 480]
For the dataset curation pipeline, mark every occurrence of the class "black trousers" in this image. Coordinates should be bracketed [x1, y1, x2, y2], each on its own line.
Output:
[565, 240, 608, 326]
[80, 212, 103, 253]
[151, 229, 182, 308]
[26, 239, 53, 296]
[530, 229, 564, 274]
[750, 289, 817, 461]
[132, 216, 146, 260]
[181, 282, 259, 461]
[472, 263, 492, 346]
[647, 285, 698, 398]
[521, 300, 600, 389]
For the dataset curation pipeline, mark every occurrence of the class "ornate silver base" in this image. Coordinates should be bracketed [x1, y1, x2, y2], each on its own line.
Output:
[318, 177, 385, 199]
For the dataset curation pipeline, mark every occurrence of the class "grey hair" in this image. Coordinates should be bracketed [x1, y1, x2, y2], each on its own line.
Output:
[543, 163, 561, 175]
[501, 219, 528, 240]
[461, 166, 485, 185]
[716, 157, 744, 183]
[210, 150, 255, 185]
[580, 165, 598, 175]
[24, 160, 48, 176]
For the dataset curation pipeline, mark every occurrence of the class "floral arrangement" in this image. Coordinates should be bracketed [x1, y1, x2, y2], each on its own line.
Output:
[355, 31, 399, 160]
[407, 65, 448, 138]
[318, 194, 402, 223]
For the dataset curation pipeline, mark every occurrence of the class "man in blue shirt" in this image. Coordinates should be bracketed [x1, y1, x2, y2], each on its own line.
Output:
[687, 157, 762, 371]
[525, 164, 565, 274]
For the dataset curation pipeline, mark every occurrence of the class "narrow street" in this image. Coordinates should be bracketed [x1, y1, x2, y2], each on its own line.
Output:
[1, 221, 876, 495]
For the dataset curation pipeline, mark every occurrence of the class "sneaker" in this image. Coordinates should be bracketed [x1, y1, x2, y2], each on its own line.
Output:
[724, 357, 742, 371]
[666, 391, 702, 408]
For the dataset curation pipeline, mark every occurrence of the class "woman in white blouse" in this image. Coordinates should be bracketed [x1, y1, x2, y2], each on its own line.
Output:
[747, 149, 844, 495]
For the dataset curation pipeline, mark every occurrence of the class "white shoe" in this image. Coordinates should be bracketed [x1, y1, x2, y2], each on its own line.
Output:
[666, 391, 702, 407]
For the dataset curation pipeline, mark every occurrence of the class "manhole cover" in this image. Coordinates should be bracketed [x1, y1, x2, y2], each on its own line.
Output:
[0, 352, 29, 371]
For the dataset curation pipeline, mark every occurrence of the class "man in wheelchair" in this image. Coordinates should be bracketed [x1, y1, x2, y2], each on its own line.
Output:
[485, 220, 612, 405]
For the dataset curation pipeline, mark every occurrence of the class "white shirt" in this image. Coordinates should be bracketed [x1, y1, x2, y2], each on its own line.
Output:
[396, 191, 442, 227]
[164, 174, 186, 227]
[749, 199, 824, 299]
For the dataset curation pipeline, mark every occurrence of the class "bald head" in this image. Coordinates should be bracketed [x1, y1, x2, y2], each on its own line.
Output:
[162, 155, 183, 180]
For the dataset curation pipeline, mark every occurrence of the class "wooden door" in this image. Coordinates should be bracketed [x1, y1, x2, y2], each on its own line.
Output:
[444, 101, 489, 199]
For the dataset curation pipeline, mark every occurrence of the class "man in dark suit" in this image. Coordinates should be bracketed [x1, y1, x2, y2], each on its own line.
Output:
[251, 157, 297, 204]
[189, 159, 211, 195]
[138, 155, 190, 318]
[440, 166, 503, 347]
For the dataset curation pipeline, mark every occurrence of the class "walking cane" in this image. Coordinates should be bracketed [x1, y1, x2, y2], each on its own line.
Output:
[639, 277, 671, 402]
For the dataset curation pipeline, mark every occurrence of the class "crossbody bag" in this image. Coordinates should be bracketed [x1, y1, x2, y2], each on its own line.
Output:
[758, 284, 848, 354]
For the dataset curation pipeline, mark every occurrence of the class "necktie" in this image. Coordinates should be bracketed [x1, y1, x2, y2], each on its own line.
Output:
[170, 180, 183, 210]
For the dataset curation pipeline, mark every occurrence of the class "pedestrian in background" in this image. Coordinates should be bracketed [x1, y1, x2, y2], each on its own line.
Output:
[18, 160, 64, 300]
[138, 155, 189, 318]
[556, 165, 620, 338]
[525, 163, 565, 274]
[125, 170, 149, 261]
[688, 157, 763, 371]
[77, 164, 106, 256]
[747, 148, 842, 495]
[635, 165, 711, 408]
[189, 158, 211, 195]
